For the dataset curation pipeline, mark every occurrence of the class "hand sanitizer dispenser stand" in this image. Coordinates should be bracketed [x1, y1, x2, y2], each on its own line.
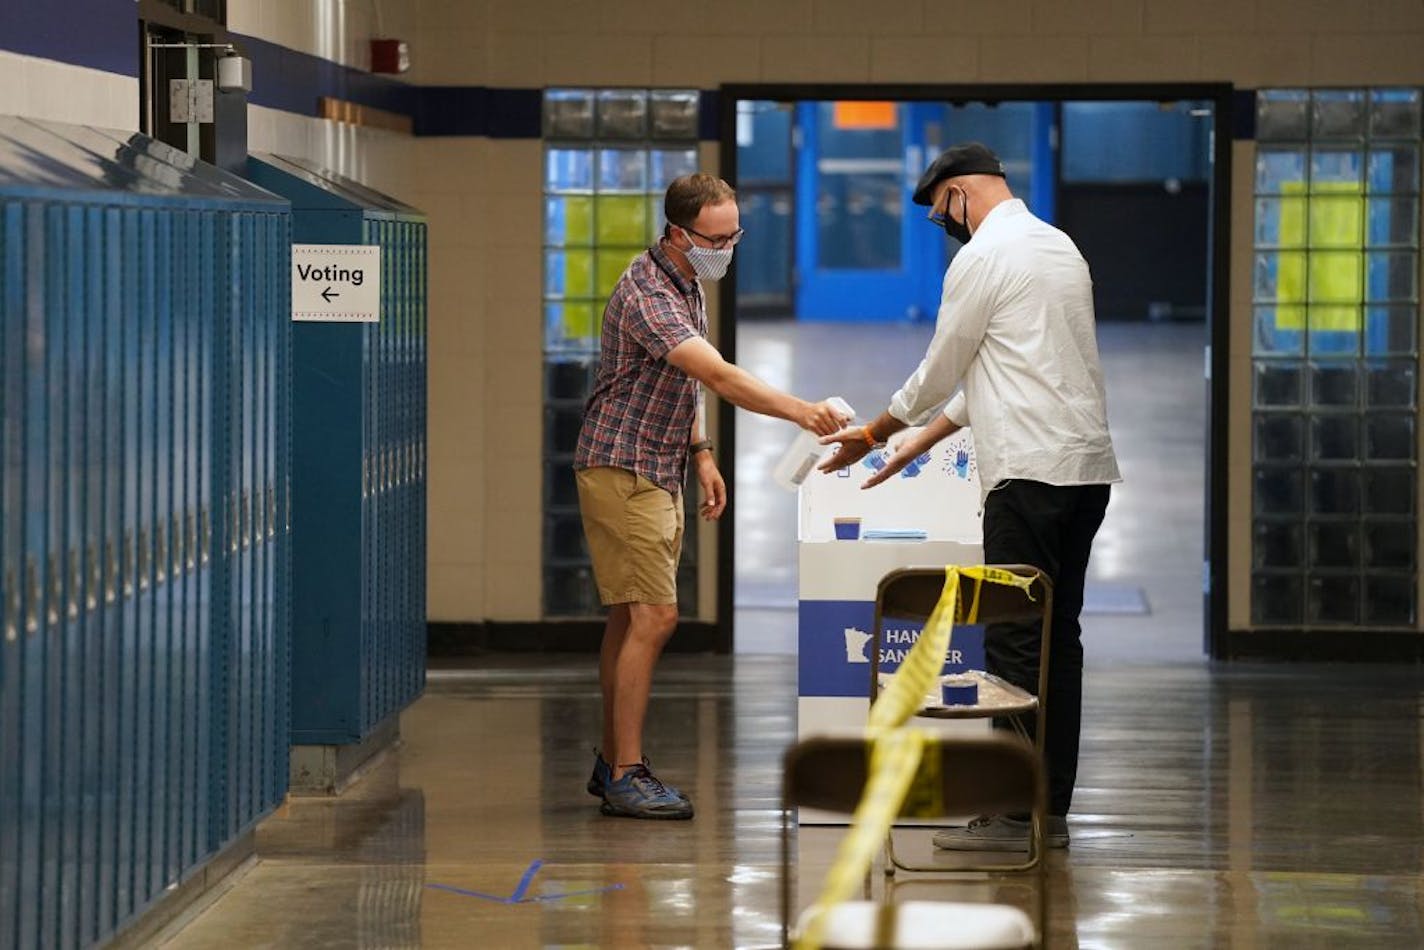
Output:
[796, 427, 990, 823]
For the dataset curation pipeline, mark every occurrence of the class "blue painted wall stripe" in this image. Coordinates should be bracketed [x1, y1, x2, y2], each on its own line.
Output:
[0, 16, 716, 141]
[0, 0, 136, 77]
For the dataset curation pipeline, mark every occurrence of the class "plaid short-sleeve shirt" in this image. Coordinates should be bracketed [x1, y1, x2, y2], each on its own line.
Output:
[574, 243, 707, 493]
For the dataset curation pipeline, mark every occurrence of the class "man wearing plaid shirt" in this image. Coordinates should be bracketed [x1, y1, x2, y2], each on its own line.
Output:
[576, 173, 846, 820]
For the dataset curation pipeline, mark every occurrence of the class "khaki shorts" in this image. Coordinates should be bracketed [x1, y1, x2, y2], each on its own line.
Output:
[576, 467, 684, 606]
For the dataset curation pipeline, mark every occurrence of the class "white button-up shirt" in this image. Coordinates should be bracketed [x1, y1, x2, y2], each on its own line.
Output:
[888, 199, 1121, 502]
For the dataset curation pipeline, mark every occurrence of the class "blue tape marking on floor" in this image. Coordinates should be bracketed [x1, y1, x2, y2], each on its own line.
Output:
[509, 859, 543, 902]
[426, 859, 626, 904]
[424, 882, 508, 903]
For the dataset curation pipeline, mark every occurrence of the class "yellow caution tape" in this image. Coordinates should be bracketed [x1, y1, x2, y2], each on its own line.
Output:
[794, 566, 1037, 950]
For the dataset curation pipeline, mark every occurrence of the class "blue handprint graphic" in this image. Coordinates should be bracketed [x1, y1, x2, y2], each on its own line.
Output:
[900, 452, 934, 478]
[953, 448, 970, 480]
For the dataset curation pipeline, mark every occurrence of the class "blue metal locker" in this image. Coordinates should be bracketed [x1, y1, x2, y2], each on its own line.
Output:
[0, 116, 291, 949]
[244, 155, 426, 753]
[1, 200, 22, 950]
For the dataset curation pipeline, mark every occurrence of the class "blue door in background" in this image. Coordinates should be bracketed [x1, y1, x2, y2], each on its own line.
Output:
[793, 101, 1057, 323]
[794, 101, 934, 322]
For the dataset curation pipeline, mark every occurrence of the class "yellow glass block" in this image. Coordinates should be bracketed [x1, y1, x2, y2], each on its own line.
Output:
[561, 301, 598, 341]
[1307, 252, 1363, 303]
[1265, 197, 1307, 248]
[596, 195, 649, 245]
[1273, 304, 1307, 331]
[561, 249, 595, 298]
[1272, 251, 1307, 303]
[596, 248, 641, 298]
[560, 195, 594, 246]
[1307, 305, 1362, 332]
[1308, 196, 1364, 249]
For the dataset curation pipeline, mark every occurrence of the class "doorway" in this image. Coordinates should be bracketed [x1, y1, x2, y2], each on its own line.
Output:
[715, 84, 1233, 661]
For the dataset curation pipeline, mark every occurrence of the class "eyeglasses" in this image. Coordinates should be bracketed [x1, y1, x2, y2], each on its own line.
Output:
[683, 225, 745, 250]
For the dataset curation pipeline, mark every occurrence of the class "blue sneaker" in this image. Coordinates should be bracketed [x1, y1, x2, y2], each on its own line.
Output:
[587, 750, 687, 801]
[600, 764, 694, 820]
[587, 750, 613, 797]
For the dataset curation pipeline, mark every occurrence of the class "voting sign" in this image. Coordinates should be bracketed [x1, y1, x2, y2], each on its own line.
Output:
[292, 244, 381, 322]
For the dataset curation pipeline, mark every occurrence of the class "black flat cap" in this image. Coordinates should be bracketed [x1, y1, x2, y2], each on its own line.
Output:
[912, 142, 1006, 206]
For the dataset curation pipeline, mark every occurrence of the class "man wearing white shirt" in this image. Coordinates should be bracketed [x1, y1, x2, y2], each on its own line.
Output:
[819, 142, 1121, 851]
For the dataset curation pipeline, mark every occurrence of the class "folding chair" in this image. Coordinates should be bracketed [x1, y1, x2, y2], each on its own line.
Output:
[869, 565, 1053, 875]
[781, 733, 1046, 949]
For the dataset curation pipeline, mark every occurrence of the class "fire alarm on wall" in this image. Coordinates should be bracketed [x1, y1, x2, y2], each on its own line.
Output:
[370, 39, 410, 74]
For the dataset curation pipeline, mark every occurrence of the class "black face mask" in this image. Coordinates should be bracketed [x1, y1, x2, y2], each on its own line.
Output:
[940, 189, 972, 244]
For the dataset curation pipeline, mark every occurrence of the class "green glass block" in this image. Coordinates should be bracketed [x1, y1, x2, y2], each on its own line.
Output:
[596, 248, 642, 298]
[545, 195, 594, 246]
[596, 195, 650, 245]
[1307, 252, 1363, 303]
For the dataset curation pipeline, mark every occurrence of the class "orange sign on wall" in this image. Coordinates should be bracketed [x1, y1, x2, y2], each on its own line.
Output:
[832, 101, 899, 130]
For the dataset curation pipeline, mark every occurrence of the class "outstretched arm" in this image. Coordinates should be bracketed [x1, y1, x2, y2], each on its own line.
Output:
[666, 336, 847, 435]
[860, 416, 962, 489]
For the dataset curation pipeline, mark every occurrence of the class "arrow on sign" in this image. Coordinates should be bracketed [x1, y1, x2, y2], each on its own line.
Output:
[321, 286, 339, 303]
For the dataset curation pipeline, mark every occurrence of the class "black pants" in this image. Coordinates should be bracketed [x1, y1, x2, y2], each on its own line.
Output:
[982, 479, 1110, 817]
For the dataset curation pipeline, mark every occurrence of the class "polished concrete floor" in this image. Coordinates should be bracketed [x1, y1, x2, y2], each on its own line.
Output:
[160, 656, 1424, 948]
[159, 321, 1424, 948]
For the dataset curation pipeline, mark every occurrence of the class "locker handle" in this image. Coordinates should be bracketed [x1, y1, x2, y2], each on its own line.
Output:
[266, 488, 276, 540]
[155, 520, 168, 585]
[67, 548, 81, 620]
[171, 512, 184, 575]
[122, 529, 134, 598]
[4, 566, 17, 642]
[200, 506, 212, 566]
[170, 513, 182, 577]
[229, 494, 240, 553]
[25, 556, 39, 634]
[86, 541, 100, 610]
[105, 539, 118, 604]
[46, 552, 61, 626]
[187, 510, 198, 571]
[241, 490, 252, 550]
[138, 528, 150, 592]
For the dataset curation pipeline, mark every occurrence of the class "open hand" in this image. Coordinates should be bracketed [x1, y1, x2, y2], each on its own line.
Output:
[695, 453, 726, 520]
[816, 426, 874, 474]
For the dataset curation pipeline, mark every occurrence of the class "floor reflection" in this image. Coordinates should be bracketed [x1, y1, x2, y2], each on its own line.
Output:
[162, 656, 1424, 948]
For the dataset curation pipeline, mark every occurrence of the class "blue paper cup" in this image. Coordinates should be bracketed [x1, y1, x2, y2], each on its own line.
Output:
[941, 680, 978, 706]
[833, 517, 861, 540]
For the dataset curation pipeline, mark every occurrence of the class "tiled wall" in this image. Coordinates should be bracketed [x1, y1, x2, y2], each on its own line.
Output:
[6, 0, 1424, 627]
[0, 50, 137, 130]
[227, 0, 419, 76]
[435, 0, 1424, 627]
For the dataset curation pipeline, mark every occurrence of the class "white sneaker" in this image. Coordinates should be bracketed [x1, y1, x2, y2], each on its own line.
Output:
[931, 814, 1069, 851]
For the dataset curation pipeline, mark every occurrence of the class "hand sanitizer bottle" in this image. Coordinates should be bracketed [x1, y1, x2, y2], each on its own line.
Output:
[771, 396, 855, 491]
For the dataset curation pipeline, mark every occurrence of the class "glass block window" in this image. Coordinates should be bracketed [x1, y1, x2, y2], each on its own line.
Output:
[542, 88, 702, 618]
[1252, 88, 1421, 627]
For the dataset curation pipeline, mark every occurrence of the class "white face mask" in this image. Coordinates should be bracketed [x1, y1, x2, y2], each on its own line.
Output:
[677, 228, 734, 281]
